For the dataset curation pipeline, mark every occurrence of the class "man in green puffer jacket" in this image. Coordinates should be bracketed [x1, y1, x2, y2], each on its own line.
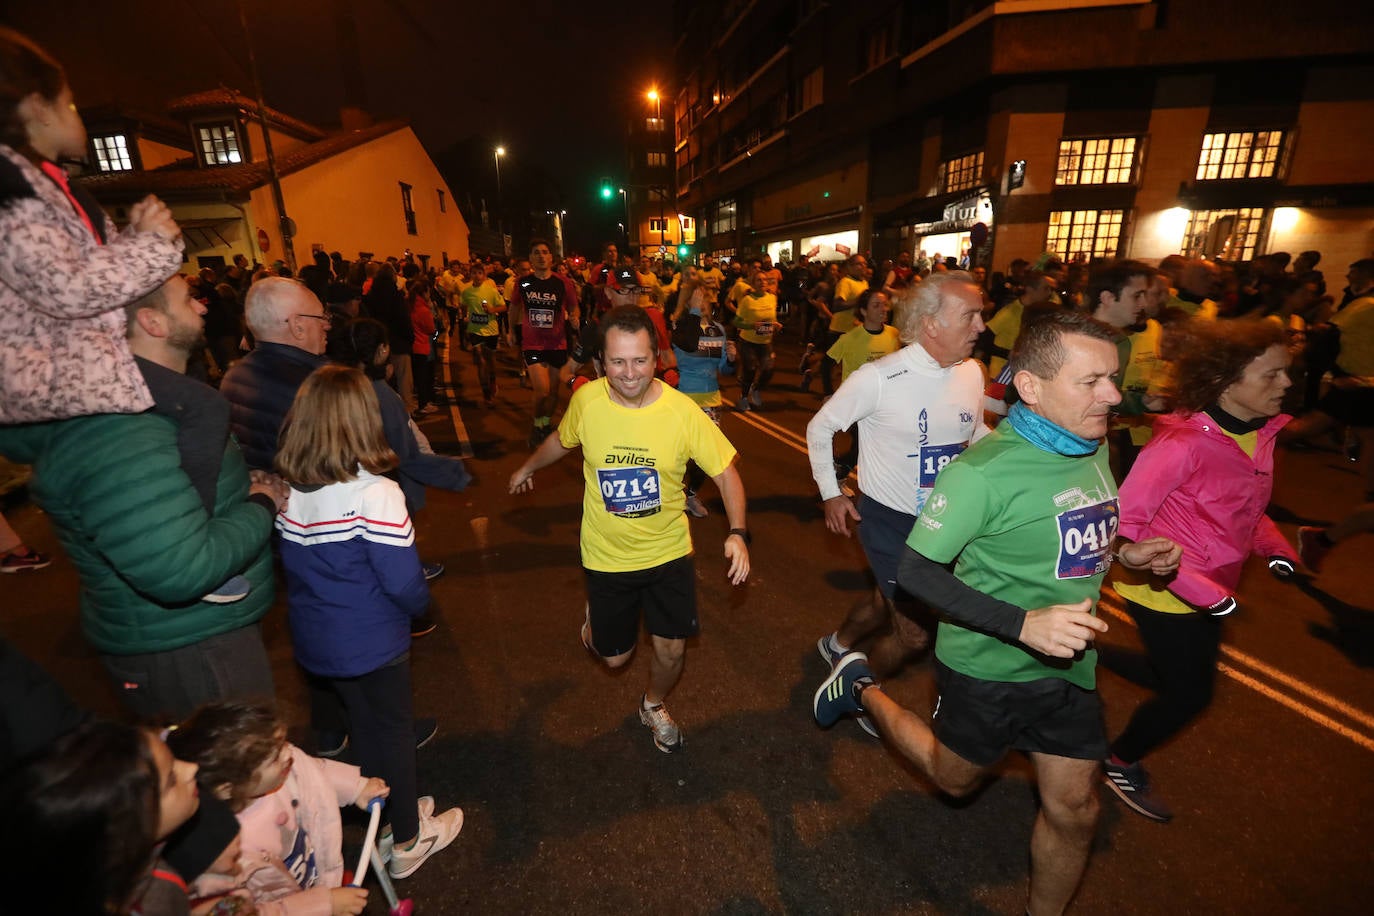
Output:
[0, 275, 286, 719]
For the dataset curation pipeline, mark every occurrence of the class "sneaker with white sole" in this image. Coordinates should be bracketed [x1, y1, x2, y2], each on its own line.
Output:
[684, 492, 709, 518]
[816, 633, 846, 668]
[378, 796, 435, 863]
[202, 574, 251, 604]
[639, 696, 683, 753]
[388, 805, 464, 879]
[813, 652, 875, 728]
[1103, 759, 1173, 823]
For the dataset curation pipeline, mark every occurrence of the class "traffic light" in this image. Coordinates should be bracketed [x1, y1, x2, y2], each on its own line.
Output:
[677, 245, 690, 259]
[599, 177, 613, 200]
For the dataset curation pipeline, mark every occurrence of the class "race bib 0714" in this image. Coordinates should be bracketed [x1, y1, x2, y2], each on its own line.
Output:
[596, 467, 662, 517]
[1055, 500, 1119, 579]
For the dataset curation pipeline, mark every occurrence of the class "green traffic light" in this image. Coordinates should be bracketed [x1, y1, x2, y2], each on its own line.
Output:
[677, 246, 689, 258]
[600, 186, 613, 200]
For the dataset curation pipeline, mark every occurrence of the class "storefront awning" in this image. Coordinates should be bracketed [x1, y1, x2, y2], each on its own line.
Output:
[177, 217, 240, 250]
[749, 206, 861, 240]
[877, 187, 992, 232]
[1179, 181, 1374, 210]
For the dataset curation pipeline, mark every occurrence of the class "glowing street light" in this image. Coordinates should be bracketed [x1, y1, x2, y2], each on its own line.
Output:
[646, 87, 661, 119]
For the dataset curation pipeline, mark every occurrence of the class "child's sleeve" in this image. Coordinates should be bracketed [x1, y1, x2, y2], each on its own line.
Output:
[0, 198, 184, 320]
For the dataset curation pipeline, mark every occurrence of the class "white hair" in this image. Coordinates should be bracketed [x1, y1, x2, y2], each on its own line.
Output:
[892, 271, 974, 344]
[244, 277, 313, 337]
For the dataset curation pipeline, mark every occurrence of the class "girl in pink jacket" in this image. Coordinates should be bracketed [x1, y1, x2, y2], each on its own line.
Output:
[168, 702, 387, 916]
[1104, 320, 1300, 823]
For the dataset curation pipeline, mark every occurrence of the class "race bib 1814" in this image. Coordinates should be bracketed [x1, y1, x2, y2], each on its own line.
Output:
[596, 467, 662, 517]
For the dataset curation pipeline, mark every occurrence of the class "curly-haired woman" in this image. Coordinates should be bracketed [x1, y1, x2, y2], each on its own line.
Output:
[1104, 319, 1300, 823]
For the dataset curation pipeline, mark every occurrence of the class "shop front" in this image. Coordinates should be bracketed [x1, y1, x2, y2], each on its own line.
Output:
[908, 189, 994, 268]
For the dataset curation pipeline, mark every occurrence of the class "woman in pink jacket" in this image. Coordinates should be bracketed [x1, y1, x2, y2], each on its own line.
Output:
[1104, 320, 1300, 823]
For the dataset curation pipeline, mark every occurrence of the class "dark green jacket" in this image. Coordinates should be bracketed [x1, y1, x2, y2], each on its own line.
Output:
[0, 414, 274, 654]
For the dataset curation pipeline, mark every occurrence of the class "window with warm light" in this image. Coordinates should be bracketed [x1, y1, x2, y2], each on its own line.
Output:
[91, 133, 133, 172]
[1182, 208, 1268, 261]
[1056, 137, 1139, 186]
[1196, 131, 1286, 181]
[710, 199, 737, 236]
[939, 152, 985, 194]
[197, 122, 243, 166]
[1045, 209, 1124, 262]
[649, 218, 668, 232]
[647, 151, 668, 167]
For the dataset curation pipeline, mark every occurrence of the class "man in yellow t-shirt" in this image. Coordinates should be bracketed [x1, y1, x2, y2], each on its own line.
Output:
[818, 255, 870, 395]
[509, 306, 751, 754]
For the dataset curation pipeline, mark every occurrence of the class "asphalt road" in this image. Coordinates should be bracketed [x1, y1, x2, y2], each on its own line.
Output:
[3, 327, 1372, 915]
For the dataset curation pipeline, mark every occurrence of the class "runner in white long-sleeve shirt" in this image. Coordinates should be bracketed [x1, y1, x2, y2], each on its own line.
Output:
[807, 273, 989, 734]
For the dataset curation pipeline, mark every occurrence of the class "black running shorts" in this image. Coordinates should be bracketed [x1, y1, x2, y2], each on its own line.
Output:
[931, 661, 1107, 767]
[583, 555, 698, 656]
[523, 349, 569, 368]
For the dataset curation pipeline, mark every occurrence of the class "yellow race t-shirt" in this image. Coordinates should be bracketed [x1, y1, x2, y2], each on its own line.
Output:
[559, 379, 738, 572]
[830, 275, 868, 332]
[1333, 296, 1374, 378]
[735, 291, 778, 345]
[826, 324, 901, 380]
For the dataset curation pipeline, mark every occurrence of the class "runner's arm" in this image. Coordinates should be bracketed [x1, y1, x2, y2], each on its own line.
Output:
[896, 548, 1025, 640]
[509, 433, 575, 493]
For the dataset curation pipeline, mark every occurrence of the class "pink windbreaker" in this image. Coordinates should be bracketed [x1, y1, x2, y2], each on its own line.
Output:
[1119, 411, 1297, 609]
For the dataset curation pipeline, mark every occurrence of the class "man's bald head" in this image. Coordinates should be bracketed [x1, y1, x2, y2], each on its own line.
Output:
[245, 277, 329, 355]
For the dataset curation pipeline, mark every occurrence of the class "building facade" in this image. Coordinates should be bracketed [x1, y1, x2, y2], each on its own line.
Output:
[78, 90, 470, 271]
[625, 91, 696, 259]
[672, 0, 1374, 271]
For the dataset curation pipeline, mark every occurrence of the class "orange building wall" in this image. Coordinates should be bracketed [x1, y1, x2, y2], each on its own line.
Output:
[249, 126, 469, 267]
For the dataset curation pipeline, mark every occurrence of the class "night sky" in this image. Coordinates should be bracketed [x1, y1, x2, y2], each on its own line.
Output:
[6, 0, 672, 251]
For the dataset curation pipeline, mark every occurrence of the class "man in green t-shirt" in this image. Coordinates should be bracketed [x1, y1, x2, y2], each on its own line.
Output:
[814, 311, 1181, 916]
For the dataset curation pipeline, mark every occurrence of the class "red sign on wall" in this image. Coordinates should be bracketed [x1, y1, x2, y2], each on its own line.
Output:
[257, 228, 271, 253]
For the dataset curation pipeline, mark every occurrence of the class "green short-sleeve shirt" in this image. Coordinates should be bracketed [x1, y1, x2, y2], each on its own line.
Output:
[906, 423, 1119, 688]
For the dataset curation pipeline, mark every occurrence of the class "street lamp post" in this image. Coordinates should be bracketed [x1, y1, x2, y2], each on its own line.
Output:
[494, 145, 506, 255]
[618, 188, 629, 247]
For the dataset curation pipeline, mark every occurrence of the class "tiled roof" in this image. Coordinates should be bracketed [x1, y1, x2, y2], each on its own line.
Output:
[76, 120, 410, 199]
[166, 89, 328, 141]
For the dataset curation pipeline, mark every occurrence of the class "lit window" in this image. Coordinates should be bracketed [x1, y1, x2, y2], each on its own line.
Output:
[400, 182, 417, 236]
[1045, 209, 1124, 262]
[91, 134, 133, 172]
[646, 117, 666, 132]
[647, 151, 668, 167]
[1056, 137, 1138, 186]
[939, 152, 985, 194]
[1182, 208, 1268, 261]
[1196, 131, 1285, 181]
[197, 123, 242, 166]
[649, 218, 668, 232]
[710, 199, 737, 236]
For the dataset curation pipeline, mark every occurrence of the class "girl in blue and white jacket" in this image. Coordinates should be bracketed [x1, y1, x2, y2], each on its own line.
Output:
[274, 365, 463, 881]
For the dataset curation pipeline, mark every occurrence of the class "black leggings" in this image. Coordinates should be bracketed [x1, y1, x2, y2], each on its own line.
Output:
[1110, 599, 1223, 764]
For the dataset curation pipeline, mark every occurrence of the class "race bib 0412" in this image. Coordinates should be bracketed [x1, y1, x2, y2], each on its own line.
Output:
[1055, 500, 1119, 579]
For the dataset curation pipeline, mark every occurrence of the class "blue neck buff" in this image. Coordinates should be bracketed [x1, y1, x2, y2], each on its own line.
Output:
[1007, 402, 1099, 456]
